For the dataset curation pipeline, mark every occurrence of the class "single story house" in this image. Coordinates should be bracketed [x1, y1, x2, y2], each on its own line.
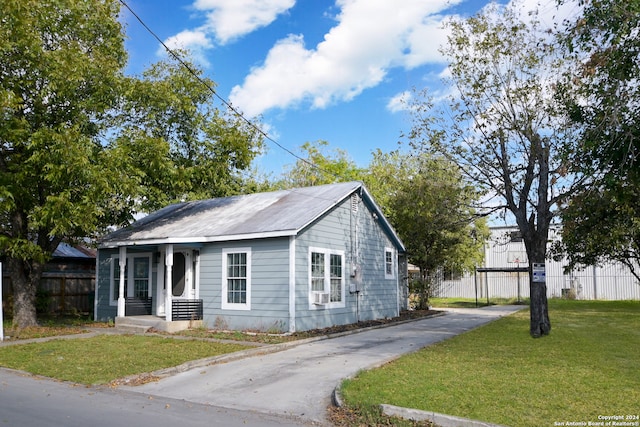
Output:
[95, 182, 408, 333]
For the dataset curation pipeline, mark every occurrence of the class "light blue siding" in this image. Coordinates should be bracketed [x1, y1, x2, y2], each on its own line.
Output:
[294, 194, 399, 331]
[95, 186, 404, 332]
[95, 249, 117, 321]
[95, 247, 160, 321]
[199, 237, 291, 332]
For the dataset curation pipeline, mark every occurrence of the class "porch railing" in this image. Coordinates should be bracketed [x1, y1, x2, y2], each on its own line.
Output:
[125, 297, 153, 316]
[172, 299, 203, 321]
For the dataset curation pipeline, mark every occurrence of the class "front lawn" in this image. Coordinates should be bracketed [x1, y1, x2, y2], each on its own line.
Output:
[338, 300, 640, 427]
[0, 335, 250, 384]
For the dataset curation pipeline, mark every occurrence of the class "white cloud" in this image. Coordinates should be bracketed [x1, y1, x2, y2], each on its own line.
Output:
[230, 0, 462, 117]
[160, 29, 213, 65]
[386, 91, 412, 113]
[193, 0, 295, 44]
[159, 0, 295, 66]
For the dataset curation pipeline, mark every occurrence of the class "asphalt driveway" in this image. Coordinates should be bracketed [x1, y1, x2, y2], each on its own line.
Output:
[124, 305, 524, 425]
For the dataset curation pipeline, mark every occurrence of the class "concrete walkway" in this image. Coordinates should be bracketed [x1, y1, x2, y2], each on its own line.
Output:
[123, 305, 525, 425]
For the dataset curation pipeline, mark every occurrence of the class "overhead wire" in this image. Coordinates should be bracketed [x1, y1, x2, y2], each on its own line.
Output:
[117, 0, 343, 182]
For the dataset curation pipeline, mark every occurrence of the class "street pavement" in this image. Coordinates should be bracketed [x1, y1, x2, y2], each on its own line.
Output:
[0, 368, 312, 427]
[123, 305, 524, 425]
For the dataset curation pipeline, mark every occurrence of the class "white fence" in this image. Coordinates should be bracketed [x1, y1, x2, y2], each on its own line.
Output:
[432, 227, 640, 301]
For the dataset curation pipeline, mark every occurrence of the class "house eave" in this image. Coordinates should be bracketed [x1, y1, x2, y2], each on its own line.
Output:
[98, 229, 298, 249]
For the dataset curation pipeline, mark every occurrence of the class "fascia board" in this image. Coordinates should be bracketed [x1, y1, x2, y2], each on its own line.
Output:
[98, 229, 298, 249]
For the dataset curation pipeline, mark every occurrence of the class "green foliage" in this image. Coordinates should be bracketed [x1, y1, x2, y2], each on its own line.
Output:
[35, 289, 52, 314]
[556, 0, 640, 277]
[364, 150, 488, 309]
[340, 300, 640, 427]
[276, 140, 364, 188]
[554, 180, 640, 282]
[407, 2, 576, 334]
[115, 58, 264, 211]
[0, 0, 263, 327]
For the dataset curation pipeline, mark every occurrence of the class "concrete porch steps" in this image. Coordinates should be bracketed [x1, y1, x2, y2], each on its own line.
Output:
[115, 315, 203, 333]
[115, 315, 165, 333]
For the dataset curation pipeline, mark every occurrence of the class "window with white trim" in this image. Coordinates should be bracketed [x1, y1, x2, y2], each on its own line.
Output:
[222, 248, 251, 310]
[309, 248, 345, 307]
[110, 254, 152, 305]
[385, 247, 395, 279]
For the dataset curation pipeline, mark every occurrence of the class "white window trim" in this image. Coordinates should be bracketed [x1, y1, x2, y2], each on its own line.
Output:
[385, 247, 396, 280]
[308, 247, 346, 309]
[109, 253, 152, 306]
[221, 247, 252, 311]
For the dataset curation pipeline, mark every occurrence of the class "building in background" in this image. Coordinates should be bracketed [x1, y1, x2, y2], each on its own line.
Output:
[434, 226, 640, 301]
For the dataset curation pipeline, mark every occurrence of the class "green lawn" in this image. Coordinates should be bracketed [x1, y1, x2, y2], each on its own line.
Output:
[0, 335, 250, 384]
[339, 300, 640, 427]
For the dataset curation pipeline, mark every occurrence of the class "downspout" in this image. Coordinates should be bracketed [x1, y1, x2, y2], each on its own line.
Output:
[289, 235, 296, 333]
[350, 192, 361, 322]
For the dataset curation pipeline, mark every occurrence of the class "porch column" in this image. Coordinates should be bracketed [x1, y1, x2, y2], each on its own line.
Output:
[165, 244, 173, 321]
[117, 246, 127, 317]
[194, 250, 201, 300]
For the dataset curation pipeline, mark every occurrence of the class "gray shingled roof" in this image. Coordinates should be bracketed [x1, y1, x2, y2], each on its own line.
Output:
[99, 182, 404, 251]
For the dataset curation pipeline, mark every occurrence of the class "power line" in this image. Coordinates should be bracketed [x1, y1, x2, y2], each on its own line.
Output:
[118, 0, 342, 181]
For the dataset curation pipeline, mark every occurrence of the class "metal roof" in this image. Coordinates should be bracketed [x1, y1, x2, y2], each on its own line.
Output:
[53, 242, 96, 259]
[99, 181, 405, 251]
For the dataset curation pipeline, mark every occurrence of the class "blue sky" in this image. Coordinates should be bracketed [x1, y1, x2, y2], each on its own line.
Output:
[119, 0, 564, 178]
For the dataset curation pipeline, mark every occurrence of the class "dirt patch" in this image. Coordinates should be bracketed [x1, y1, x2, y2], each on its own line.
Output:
[293, 309, 440, 338]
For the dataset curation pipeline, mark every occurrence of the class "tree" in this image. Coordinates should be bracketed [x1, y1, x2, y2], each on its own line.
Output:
[115, 58, 264, 212]
[408, 3, 579, 336]
[0, 0, 263, 327]
[364, 150, 487, 309]
[555, 182, 640, 282]
[555, 0, 640, 278]
[0, 0, 127, 327]
[276, 140, 364, 188]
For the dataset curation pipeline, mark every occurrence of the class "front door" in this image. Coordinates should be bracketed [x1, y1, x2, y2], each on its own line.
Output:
[156, 249, 196, 316]
[172, 251, 189, 299]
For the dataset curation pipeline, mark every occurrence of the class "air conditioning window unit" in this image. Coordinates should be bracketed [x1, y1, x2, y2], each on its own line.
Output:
[313, 292, 330, 305]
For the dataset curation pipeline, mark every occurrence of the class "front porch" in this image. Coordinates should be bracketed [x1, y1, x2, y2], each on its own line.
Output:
[118, 298, 204, 333]
[115, 315, 203, 333]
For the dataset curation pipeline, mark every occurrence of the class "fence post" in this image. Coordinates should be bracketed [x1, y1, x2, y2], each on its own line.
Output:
[474, 267, 478, 308]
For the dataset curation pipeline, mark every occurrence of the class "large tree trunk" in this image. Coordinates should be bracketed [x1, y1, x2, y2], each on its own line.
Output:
[530, 277, 550, 337]
[527, 234, 551, 338]
[7, 257, 41, 328]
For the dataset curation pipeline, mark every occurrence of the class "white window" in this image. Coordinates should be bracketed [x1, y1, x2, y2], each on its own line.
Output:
[222, 248, 251, 310]
[110, 254, 152, 305]
[309, 247, 345, 308]
[385, 247, 395, 279]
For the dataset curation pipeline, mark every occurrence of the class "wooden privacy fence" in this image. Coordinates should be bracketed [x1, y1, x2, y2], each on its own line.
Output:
[39, 272, 95, 314]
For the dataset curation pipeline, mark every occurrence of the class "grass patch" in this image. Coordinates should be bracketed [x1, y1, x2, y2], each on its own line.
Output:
[430, 297, 529, 308]
[2, 314, 112, 340]
[339, 300, 640, 427]
[0, 335, 250, 384]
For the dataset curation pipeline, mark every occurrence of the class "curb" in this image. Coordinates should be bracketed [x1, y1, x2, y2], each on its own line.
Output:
[333, 387, 507, 427]
[381, 404, 507, 427]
